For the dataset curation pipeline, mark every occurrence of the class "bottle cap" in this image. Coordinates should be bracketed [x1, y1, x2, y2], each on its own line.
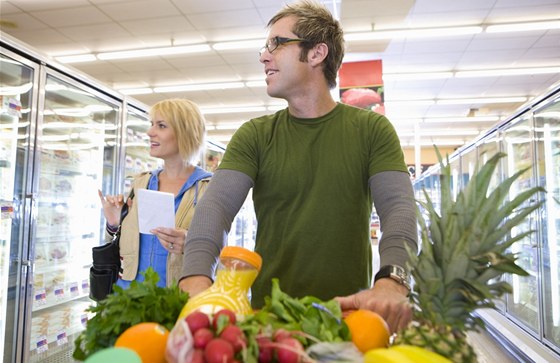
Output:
[221, 246, 262, 271]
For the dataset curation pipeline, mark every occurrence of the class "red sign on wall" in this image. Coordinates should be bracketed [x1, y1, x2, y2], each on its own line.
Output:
[338, 60, 384, 115]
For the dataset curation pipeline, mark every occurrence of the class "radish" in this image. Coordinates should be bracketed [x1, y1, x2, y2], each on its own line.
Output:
[257, 337, 273, 363]
[273, 328, 291, 342]
[191, 349, 205, 363]
[193, 328, 214, 349]
[275, 337, 304, 363]
[212, 309, 236, 330]
[219, 325, 247, 353]
[204, 338, 235, 363]
[185, 311, 211, 334]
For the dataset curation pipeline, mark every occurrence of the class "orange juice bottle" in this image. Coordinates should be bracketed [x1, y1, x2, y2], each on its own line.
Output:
[178, 246, 262, 319]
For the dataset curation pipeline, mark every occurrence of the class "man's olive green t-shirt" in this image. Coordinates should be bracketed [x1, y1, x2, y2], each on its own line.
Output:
[218, 103, 407, 307]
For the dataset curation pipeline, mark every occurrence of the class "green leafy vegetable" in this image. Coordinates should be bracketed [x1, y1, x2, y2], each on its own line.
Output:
[238, 279, 351, 363]
[73, 268, 188, 361]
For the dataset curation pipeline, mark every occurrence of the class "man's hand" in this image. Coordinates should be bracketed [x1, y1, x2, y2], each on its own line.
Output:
[335, 278, 412, 334]
[178, 275, 212, 298]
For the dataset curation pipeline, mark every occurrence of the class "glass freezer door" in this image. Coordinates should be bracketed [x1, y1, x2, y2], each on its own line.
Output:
[502, 114, 541, 334]
[0, 51, 36, 363]
[533, 96, 560, 348]
[27, 73, 119, 362]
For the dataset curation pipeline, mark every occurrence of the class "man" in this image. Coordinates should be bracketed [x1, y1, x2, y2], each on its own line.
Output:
[179, 0, 417, 333]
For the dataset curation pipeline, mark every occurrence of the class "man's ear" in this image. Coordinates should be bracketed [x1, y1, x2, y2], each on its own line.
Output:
[308, 42, 328, 67]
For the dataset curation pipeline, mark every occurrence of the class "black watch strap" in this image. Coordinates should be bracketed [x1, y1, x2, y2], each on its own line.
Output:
[374, 265, 411, 291]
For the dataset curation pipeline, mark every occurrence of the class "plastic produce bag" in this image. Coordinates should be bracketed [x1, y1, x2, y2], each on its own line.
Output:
[306, 342, 363, 362]
[165, 318, 194, 363]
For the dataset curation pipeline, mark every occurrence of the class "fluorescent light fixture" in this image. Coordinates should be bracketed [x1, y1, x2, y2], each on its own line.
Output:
[214, 123, 244, 130]
[267, 105, 287, 111]
[345, 26, 482, 41]
[120, 88, 153, 95]
[436, 97, 527, 104]
[486, 20, 560, 33]
[456, 66, 560, 77]
[154, 82, 244, 93]
[97, 44, 211, 60]
[201, 106, 267, 114]
[213, 39, 264, 50]
[383, 72, 453, 81]
[55, 54, 97, 63]
[423, 116, 500, 123]
[245, 80, 267, 88]
[385, 100, 436, 106]
[398, 129, 480, 136]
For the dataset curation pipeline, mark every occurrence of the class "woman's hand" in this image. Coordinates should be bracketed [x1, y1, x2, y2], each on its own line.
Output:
[98, 189, 125, 227]
[151, 227, 187, 254]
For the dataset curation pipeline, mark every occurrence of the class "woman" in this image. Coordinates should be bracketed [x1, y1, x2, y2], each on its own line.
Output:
[98, 98, 212, 287]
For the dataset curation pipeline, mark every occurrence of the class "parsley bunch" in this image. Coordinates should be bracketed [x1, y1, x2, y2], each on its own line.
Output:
[73, 268, 188, 361]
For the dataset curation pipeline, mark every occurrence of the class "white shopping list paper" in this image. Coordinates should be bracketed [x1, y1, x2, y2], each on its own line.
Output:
[137, 189, 175, 234]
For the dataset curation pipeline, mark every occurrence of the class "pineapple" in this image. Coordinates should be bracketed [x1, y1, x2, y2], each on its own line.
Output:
[394, 151, 545, 362]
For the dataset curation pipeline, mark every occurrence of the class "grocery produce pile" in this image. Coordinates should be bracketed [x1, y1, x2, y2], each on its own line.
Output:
[74, 272, 448, 362]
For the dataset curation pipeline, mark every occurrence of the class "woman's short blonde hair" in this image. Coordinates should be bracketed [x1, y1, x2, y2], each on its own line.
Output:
[149, 98, 206, 163]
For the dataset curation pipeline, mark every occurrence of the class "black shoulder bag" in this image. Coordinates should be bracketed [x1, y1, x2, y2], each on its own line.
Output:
[89, 189, 134, 301]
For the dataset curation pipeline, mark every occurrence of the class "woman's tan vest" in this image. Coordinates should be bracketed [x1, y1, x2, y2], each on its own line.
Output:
[106, 172, 210, 286]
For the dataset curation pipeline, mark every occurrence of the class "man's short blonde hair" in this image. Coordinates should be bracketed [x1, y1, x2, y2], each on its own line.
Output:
[268, 0, 345, 89]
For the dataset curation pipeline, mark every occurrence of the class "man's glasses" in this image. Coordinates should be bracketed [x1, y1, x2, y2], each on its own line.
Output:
[259, 36, 307, 56]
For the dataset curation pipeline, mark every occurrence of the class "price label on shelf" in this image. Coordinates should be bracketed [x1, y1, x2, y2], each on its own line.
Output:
[54, 284, 65, 300]
[56, 330, 68, 346]
[80, 314, 88, 327]
[34, 289, 47, 306]
[36, 335, 48, 353]
[81, 279, 89, 292]
[69, 282, 79, 297]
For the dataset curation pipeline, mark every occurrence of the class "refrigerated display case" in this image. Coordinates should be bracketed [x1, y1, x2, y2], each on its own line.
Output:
[27, 71, 121, 363]
[1, 33, 239, 363]
[533, 97, 560, 349]
[0, 49, 39, 363]
[414, 82, 560, 361]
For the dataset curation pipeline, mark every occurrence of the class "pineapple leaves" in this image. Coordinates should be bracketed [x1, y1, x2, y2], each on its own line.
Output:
[408, 147, 545, 335]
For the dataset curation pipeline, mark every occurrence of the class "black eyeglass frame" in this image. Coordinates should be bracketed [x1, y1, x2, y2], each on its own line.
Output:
[259, 36, 308, 56]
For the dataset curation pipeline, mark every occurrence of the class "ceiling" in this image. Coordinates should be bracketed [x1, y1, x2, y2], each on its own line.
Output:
[1, 0, 559, 149]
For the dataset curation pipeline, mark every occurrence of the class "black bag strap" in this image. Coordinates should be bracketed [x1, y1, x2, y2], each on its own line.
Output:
[119, 188, 135, 223]
[112, 189, 135, 245]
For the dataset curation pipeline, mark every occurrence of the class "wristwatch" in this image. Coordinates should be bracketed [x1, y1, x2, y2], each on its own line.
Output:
[374, 265, 411, 292]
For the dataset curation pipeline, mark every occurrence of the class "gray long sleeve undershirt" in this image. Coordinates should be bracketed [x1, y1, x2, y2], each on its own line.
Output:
[180, 169, 418, 281]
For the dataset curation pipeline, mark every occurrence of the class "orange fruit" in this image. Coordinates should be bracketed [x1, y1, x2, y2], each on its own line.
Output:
[344, 309, 390, 352]
[114, 322, 169, 362]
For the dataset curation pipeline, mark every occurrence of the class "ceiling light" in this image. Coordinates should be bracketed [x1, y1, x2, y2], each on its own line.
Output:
[383, 72, 453, 81]
[97, 44, 211, 60]
[345, 26, 482, 41]
[201, 106, 267, 114]
[486, 20, 560, 33]
[55, 54, 97, 63]
[154, 82, 244, 93]
[120, 88, 153, 95]
[384, 100, 436, 106]
[423, 116, 500, 123]
[212, 39, 264, 50]
[245, 80, 267, 87]
[436, 97, 527, 105]
[456, 67, 560, 77]
[213, 123, 244, 130]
